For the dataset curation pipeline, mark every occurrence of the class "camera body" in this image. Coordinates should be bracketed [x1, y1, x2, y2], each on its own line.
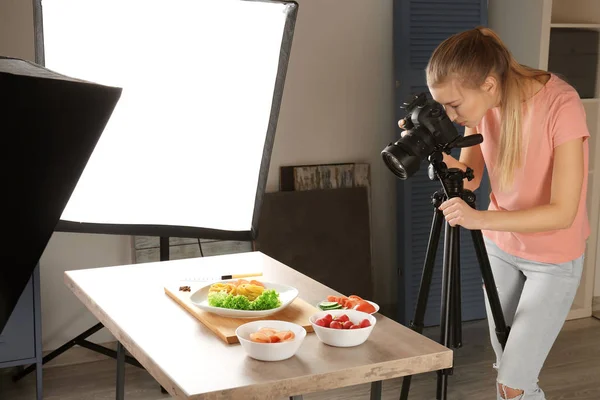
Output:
[402, 92, 460, 154]
[381, 92, 463, 180]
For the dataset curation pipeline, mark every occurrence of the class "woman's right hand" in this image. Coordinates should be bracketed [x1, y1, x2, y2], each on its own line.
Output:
[398, 118, 408, 137]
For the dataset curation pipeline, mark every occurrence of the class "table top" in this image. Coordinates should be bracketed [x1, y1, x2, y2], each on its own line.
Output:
[64, 251, 452, 399]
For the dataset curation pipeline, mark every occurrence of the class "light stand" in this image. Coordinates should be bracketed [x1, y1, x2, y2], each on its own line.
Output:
[398, 150, 511, 400]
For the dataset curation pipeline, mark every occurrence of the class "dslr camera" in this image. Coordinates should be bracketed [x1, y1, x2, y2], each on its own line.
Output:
[381, 92, 481, 180]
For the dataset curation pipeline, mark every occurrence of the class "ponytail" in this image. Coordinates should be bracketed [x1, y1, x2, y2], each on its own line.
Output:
[426, 27, 548, 191]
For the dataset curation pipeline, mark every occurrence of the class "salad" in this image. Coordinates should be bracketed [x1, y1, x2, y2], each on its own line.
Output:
[207, 279, 281, 311]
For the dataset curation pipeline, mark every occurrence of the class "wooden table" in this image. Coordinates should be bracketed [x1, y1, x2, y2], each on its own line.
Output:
[64, 251, 452, 399]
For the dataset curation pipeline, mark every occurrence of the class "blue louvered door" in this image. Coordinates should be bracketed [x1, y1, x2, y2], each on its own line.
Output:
[393, 0, 490, 327]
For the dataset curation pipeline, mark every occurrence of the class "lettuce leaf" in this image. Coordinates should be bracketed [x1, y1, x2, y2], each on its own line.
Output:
[249, 289, 281, 310]
[207, 289, 281, 311]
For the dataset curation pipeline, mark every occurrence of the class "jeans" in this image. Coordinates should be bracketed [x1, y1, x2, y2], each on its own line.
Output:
[482, 237, 584, 400]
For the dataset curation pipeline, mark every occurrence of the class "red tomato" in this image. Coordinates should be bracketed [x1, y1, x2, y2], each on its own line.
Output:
[335, 314, 349, 323]
[329, 321, 343, 329]
[350, 324, 361, 329]
[342, 321, 353, 329]
[315, 318, 327, 327]
[323, 314, 333, 323]
[359, 319, 371, 328]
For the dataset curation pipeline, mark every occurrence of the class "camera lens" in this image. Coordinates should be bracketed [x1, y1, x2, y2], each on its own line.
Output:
[381, 143, 421, 180]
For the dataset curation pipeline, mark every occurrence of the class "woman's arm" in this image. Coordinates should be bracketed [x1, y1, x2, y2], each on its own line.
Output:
[441, 127, 485, 192]
[440, 137, 585, 232]
[481, 137, 584, 232]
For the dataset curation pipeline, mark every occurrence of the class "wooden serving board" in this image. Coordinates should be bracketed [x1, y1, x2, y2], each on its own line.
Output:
[164, 285, 317, 344]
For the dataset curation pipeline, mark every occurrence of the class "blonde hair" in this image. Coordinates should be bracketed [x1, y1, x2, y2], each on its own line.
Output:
[426, 27, 549, 191]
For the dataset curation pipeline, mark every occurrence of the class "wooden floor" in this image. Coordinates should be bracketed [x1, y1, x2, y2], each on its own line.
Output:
[1, 317, 599, 400]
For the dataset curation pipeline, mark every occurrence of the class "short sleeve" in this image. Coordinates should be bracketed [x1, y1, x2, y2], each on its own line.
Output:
[551, 92, 590, 148]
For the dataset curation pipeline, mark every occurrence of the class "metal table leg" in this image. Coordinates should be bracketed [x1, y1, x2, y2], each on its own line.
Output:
[371, 381, 382, 400]
[116, 342, 125, 400]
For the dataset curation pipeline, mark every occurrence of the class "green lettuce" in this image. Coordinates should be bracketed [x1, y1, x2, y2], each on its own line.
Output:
[207, 289, 281, 311]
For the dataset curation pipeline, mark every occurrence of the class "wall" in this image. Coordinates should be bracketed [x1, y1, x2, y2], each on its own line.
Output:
[1, 0, 396, 351]
[266, 0, 396, 310]
[596, 214, 600, 297]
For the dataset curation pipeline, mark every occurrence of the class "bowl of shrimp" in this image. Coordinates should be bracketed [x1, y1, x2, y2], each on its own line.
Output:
[235, 320, 307, 361]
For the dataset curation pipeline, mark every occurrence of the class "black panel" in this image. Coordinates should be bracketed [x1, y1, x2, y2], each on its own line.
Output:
[1, 57, 122, 332]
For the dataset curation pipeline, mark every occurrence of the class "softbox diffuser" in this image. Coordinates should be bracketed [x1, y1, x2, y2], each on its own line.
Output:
[36, 0, 299, 241]
[1, 57, 122, 332]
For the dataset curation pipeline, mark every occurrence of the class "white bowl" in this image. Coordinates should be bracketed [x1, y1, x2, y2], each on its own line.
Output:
[309, 309, 376, 348]
[235, 320, 307, 361]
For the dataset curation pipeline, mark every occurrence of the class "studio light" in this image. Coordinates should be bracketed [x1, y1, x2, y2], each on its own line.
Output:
[2, 0, 297, 332]
[40, 0, 298, 240]
[1, 57, 122, 332]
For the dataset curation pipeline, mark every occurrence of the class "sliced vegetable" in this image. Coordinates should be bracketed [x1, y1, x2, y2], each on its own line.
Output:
[318, 301, 343, 311]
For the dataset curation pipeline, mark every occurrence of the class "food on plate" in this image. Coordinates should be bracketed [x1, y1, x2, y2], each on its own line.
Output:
[318, 294, 377, 314]
[314, 313, 372, 330]
[249, 327, 296, 343]
[208, 279, 266, 300]
[207, 279, 281, 310]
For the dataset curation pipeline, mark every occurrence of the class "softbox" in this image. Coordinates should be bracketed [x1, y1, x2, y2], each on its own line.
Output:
[37, 0, 299, 241]
[1, 57, 122, 332]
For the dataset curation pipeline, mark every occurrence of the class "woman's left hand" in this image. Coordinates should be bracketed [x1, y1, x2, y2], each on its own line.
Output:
[438, 197, 484, 230]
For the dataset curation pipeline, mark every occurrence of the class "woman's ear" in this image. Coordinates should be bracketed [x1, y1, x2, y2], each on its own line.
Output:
[481, 75, 498, 94]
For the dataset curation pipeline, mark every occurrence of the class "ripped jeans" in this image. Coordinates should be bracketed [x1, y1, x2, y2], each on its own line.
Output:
[482, 237, 584, 400]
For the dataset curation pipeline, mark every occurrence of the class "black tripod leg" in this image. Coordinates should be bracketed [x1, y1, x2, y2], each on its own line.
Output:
[399, 197, 445, 400]
[436, 223, 456, 400]
[452, 227, 462, 349]
[470, 230, 510, 349]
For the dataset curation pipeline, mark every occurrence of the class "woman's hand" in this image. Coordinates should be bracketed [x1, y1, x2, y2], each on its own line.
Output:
[398, 118, 408, 136]
[439, 197, 485, 230]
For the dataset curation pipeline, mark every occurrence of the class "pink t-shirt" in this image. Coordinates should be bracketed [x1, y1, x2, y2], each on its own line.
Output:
[476, 73, 590, 264]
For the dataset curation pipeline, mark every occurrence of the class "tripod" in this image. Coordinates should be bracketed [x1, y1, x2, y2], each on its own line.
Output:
[399, 151, 511, 400]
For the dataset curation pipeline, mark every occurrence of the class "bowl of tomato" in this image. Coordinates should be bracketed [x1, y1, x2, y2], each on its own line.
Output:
[309, 309, 376, 347]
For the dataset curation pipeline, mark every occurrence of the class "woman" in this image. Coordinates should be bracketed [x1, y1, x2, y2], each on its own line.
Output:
[400, 27, 590, 399]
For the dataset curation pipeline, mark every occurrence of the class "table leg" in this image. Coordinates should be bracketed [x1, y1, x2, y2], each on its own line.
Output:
[116, 342, 125, 400]
[370, 381, 382, 400]
[289, 396, 303, 400]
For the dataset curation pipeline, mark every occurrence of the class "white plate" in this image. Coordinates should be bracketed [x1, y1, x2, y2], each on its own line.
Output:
[189, 280, 299, 318]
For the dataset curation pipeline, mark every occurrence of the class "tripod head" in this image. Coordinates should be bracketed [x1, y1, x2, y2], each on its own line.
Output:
[427, 147, 478, 205]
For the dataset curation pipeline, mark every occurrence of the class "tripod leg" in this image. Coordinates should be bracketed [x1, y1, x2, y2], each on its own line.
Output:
[436, 223, 457, 400]
[452, 227, 462, 349]
[399, 195, 445, 400]
[470, 229, 510, 349]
